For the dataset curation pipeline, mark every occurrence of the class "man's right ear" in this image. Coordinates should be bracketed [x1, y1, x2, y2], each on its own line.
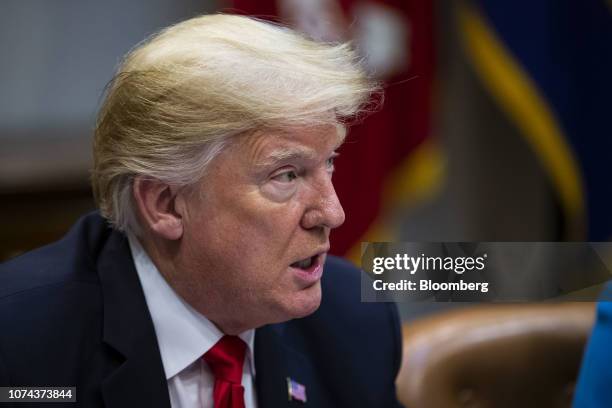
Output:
[132, 176, 184, 240]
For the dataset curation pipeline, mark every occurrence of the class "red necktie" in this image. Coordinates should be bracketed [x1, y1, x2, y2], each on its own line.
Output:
[203, 335, 247, 408]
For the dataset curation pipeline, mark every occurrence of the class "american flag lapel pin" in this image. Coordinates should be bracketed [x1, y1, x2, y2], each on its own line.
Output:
[287, 377, 307, 403]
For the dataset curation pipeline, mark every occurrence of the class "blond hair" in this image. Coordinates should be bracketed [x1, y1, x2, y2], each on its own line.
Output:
[92, 13, 379, 234]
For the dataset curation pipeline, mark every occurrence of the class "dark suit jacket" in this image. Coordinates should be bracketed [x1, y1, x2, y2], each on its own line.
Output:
[0, 213, 403, 408]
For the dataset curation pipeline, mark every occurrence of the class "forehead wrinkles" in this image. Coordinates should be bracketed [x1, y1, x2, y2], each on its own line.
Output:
[243, 125, 346, 166]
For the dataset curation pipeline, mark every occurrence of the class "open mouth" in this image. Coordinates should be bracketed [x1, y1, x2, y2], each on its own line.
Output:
[289, 253, 325, 286]
[291, 255, 316, 270]
[289, 247, 328, 286]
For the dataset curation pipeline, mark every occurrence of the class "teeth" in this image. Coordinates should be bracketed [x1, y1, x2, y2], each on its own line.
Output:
[293, 257, 313, 269]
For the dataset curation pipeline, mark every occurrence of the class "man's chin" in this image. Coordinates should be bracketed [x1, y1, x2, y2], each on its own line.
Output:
[289, 283, 322, 319]
[271, 284, 322, 322]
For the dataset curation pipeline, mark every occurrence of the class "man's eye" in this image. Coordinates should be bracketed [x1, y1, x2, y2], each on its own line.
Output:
[273, 170, 298, 183]
[326, 155, 337, 172]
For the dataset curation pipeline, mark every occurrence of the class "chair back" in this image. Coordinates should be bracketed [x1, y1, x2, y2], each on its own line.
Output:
[396, 303, 595, 408]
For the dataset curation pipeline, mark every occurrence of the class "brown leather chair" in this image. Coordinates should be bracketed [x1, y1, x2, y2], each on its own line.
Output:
[396, 303, 596, 408]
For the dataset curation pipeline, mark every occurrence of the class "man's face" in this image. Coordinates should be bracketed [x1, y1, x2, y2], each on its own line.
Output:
[173, 125, 345, 333]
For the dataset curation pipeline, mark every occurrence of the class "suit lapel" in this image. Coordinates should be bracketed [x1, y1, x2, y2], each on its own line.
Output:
[255, 324, 334, 408]
[97, 231, 171, 408]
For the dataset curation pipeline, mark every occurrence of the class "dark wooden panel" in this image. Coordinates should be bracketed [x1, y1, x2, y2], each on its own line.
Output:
[0, 188, 95, 262]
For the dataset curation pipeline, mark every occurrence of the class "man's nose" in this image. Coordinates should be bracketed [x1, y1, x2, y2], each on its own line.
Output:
[301, 176, 346, 230]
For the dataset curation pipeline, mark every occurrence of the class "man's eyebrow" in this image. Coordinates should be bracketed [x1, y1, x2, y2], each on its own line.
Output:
[254, 126, 346, 167]
[256, 147, 318, 167]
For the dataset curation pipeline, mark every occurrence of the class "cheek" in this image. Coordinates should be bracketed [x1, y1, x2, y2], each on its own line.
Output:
[183, 187, 308, 288]
[213, 196, 305, 255]
[184, 210, 286, 280]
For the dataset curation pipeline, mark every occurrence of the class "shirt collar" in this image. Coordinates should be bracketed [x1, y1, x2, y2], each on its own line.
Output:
[128, 234, 256, 380]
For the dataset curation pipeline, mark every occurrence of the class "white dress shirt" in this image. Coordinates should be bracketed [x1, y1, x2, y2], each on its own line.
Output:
[128, 235, 258, 408]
